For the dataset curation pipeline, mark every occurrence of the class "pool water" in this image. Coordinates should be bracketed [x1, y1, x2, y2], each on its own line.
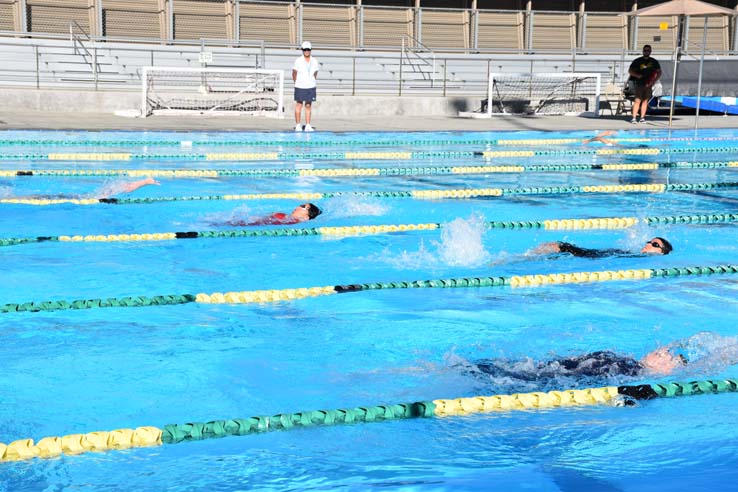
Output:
[1, 128, 738, 491]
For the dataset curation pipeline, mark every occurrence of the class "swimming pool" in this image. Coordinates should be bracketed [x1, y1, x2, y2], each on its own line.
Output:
[1, 127, 738, 491]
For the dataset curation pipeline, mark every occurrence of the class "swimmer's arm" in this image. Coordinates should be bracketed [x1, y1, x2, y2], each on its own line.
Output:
[119, 177, 160, 194]
[98, 177, 160, 198]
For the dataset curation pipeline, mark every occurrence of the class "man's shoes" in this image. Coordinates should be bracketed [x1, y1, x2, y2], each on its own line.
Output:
[295, 123, 303, 132]
[639, 117, 647, 123]
[630, 118, 638, 124]
[304, 124, 314, 132]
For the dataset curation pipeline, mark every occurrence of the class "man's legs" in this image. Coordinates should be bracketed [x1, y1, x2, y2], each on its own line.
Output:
[295, 101, 303, 124]
[632, 98, 642, 121]
[305, 102, 312, 125]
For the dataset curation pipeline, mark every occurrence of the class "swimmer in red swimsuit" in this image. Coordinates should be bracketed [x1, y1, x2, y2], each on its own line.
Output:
[226, 202, 322, 226]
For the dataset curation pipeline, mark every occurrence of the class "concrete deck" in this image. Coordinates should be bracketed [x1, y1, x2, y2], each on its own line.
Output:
[0, 110, 736, 133]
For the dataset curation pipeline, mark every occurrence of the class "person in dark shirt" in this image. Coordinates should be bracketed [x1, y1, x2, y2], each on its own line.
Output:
[224, 202, 321, 226]
[474, 346, 687, 383]
[628, 44, 661, 124]
[533, 236, 672, 258]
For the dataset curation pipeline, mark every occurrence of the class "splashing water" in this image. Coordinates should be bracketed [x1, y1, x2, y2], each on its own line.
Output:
[434, 215, 490, 267]
[381, 215, 491, 270]
[323, 195, 388, 219]
[672, 331, 738, 376]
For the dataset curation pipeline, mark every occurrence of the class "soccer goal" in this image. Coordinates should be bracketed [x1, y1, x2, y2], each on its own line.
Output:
[466, 72, 601, 118]
[141, 67, 284, 117]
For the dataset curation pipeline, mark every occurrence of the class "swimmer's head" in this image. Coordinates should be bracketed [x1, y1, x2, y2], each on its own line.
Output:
[640, 347, 688, 375]
[291, 202, 322, 222]
[641, 236, 672, 255]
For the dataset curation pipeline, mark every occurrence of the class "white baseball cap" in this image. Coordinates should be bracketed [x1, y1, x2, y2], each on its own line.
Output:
[301, 41, 312, 50]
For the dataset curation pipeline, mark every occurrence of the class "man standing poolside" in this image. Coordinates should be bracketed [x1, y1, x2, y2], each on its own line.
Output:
[293, 41, 319, 132]
[628, 44, 661, 124]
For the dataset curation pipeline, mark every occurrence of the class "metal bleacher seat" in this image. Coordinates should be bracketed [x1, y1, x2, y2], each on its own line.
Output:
[418, 8, 469, 51]
[529, 12, 576, 51]
[581, 13, 627, 51]
[102, 0, 163, 39]
[475, 11, 524, 51]
[302, 5, 355, 48]
[361, 6, 414, 48]
[239, 1, 294, 45]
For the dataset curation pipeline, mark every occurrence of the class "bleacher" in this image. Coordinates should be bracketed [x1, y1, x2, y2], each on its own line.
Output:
[0, 0, 736, 99]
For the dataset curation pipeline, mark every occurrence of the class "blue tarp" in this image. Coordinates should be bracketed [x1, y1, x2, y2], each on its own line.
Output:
[662, 96, 738, 115]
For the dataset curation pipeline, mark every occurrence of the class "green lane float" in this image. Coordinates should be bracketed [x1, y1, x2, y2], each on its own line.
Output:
[2, 264, 737, 313]
[0, 135, 735, 149]
[2, 160, 737, 179]
[1, 212, 737, 248]
[3, 181, 738, 206]
[5, 145, 738, 162]
[1, 378, 736, 462]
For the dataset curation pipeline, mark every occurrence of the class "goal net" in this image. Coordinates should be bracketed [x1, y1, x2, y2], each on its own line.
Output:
[483, 72, 601, 117]
[141, 67, 284, 117]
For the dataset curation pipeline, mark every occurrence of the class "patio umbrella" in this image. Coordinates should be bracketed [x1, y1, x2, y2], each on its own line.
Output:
[628, 0, 736, 128]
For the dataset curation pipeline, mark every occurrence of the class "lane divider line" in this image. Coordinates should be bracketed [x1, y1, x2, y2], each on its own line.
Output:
[1, 379, 735, 462]
[2, 265, 736, 313]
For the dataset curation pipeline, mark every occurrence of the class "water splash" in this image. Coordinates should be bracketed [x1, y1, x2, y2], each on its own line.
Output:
[323, 195, 388, 218]
[671, 331, 738, 376]
[382, 215, 491, 269]
[434, 215, 490, 267]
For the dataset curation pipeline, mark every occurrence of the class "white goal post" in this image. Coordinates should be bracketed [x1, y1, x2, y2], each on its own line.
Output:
[141, 67, 284, 117]
[461, 72, 601, 118]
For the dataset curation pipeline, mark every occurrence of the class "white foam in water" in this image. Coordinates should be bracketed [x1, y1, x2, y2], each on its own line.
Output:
[180, 140, 193, 148]
[201, 205, 254, 226]
[323, 195, 389, 218]
[676, 331, 738, 376]
[434, 214, 490, 267]
[383, 215, 490, 269]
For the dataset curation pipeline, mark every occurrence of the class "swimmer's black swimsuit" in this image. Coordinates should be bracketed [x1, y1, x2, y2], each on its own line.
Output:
[475, 351, 644, 381]
[557, 242, 630, 259]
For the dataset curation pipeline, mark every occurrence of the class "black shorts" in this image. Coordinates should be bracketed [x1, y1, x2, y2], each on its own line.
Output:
[634, 84, 653, 101]
[294, 87, 316, 103]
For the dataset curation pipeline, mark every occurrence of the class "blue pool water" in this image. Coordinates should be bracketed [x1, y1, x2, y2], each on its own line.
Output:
[1, 128, 738, 491]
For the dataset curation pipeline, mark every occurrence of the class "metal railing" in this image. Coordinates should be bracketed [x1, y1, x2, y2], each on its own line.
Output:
[69, 21, 99, 89]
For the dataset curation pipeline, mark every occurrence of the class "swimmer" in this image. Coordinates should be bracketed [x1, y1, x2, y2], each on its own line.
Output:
[582, 130, 617, 146]
[472, 345, 688, 383]
[531, 236, 672, 258]
[9, 177, 159, 200]
[223, 202, 321, 226]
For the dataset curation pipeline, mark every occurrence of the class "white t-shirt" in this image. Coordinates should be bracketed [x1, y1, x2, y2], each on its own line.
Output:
[293, 55, 320, 89]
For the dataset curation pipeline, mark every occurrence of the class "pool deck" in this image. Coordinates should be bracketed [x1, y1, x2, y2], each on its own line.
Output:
[1, 110, 737, 132]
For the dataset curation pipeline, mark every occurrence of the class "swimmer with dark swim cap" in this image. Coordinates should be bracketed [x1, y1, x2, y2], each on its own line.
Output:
[474, 345, 688, 383]
[532, 237, 672, 259]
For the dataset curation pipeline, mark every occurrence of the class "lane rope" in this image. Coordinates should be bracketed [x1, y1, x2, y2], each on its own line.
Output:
[2, 212, 736, 248]
[3, 181, 738, 206]
[4, 146, 738, 161]
[2, 264, 736, 313]
[2, 160, 737, 179]
[0, 135, 735, 148]
[1, 378, 735, 462]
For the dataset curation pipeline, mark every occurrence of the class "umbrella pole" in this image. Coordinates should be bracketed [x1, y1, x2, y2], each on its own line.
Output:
[694, 16, 708, 131]
[668, 15, 686, 129]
